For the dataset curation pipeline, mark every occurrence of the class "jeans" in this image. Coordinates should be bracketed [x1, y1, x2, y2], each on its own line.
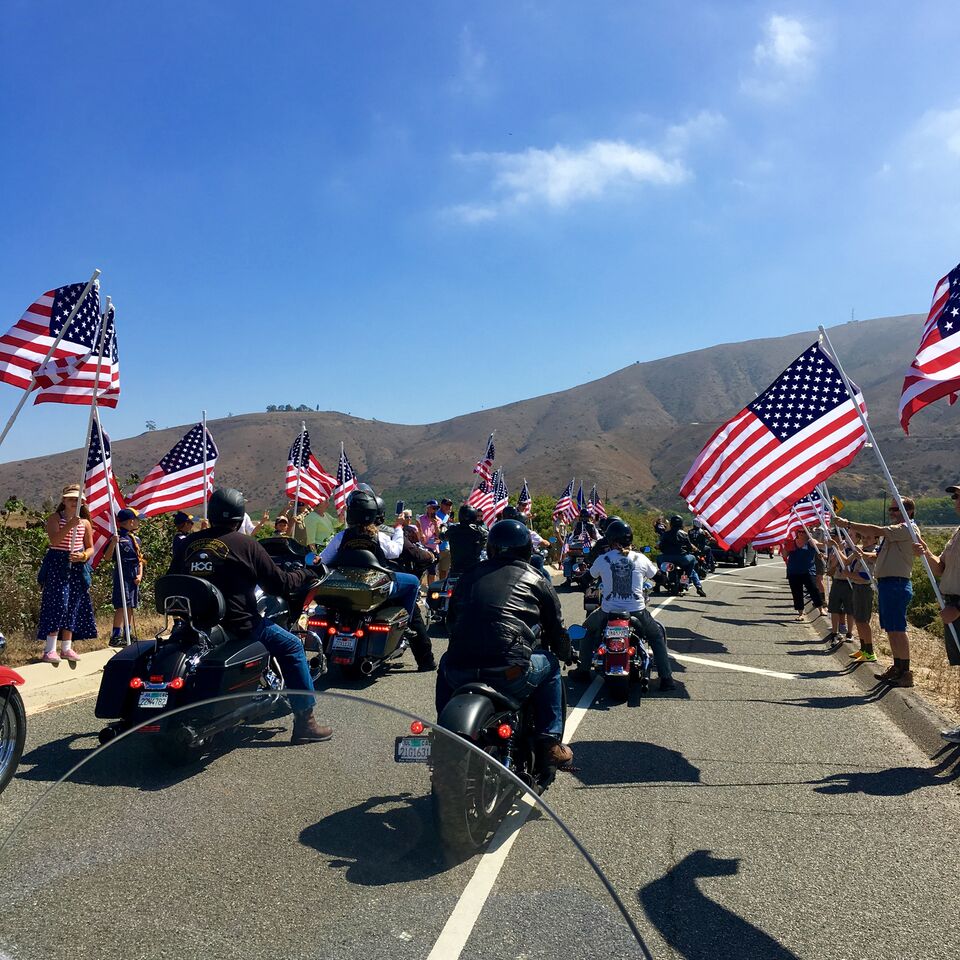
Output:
[660, 554, 702, 589]
[391, 572, 421, 618]
[251, 617, 315, 714]
[439, 651, 565, 740]
[582, 608, 672, 680]
[787, 573, 823, 614]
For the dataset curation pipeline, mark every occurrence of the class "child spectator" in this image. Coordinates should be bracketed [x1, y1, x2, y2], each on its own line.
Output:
[102, 508, 144, 647]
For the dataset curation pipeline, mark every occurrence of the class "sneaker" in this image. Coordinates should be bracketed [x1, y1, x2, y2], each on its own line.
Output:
[823, 632, 837, 644]
[859, 651, 877, 662]
[41, 651, 61, 665]
[60, 649, 81, 662]
[109, 634, 126, 648]
[291, 712, 334, 744]
[849, 649, 865, 660]
[844, 632, 854, 642]
[888, 669, 914, 688]
[940, 726, 960, 744]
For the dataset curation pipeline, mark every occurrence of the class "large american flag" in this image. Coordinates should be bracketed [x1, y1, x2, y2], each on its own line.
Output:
[84, 423, 126, 568]
[467, 478, 494, 517]
[517, 479, 532, 518]
[126, 423, 219, 517]
[0, 281, 119, 406]
[34, 303, 119, 407]
[286, 430, 335, 507]
[589, 484, 607, 520]
[483, 468, 508, 526]
[751, 490, 830, 548]
[899, 262, 960, 433]
[332, 444, 359, 516]
[681, 342, 867, 549]
[473, 433, 495, 484]
[553, 479, 577, 524]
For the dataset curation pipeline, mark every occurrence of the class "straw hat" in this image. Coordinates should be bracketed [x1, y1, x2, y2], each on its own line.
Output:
[61, 484, 83, 500]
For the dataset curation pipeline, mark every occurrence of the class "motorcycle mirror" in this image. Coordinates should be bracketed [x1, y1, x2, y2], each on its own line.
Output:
[549, 537, 557, 543]
[642, 546, 652, 554]
[582, 547, 590, 554]
[567, 625, 587, 640]
[305, 552, 319, 566]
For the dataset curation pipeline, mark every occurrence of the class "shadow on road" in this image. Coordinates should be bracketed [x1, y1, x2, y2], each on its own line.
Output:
[570, 740, 701, 787]
[300, 792, 448, 884]
[809, 747, 960, 796]
[638, 849, 799, 960]
[667, 627, 729, 656]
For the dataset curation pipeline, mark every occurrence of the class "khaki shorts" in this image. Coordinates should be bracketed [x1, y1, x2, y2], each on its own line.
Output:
[437, 550, 451, 578]
[851, 583, 874, 624]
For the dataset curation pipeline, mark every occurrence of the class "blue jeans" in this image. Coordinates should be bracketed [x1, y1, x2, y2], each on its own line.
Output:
[390, 572, 421, 618]
[442, 651, 564, 740]
[660, 553, 702, 589]
[251, 618, 315, 714]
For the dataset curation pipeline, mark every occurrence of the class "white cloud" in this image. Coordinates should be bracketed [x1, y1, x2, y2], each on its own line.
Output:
[448, 26, 493, 100]
[742, 14, 817, 99]
[664, 111, 727, 154]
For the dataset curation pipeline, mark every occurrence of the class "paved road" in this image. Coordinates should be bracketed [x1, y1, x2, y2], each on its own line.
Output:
[2, 559, 959, 959]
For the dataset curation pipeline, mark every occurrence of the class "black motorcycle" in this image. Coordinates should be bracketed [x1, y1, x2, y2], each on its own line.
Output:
[425, 574, 459, 625]
[95, 538, 325, 764]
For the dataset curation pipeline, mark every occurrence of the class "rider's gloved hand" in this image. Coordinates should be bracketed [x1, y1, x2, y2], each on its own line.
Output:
[555, 629, 574, 666]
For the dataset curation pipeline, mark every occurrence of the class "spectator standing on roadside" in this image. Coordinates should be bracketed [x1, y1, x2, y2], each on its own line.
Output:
[835, 497, 918, 688]
[824, 534, 855, 644]
[168, 512, 196, 574]
[273, 516, 291, 537]
[37, 484, 96, 664]
[785, 527, 826, 621]
[418, 499, 442, 585]
[436, 498, 454, 581]
[847, 532, 878, 664]
[102, 508, 144, 647]
[283, 501, 311, 548]
[914, 484, 960, 742]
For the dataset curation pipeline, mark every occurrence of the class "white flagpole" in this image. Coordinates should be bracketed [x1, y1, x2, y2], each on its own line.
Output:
[202, 410, 208, 521]
[818, 480, 873, 586]
[93, 403, 131, 646]
[818, 324, 960, 660]
[292, 420, 306, 531]
[0, 268, 101, 451]
[76, 298, 113, 500]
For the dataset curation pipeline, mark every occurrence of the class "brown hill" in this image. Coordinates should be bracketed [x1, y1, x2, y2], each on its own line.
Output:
[0, 313, 952, 510]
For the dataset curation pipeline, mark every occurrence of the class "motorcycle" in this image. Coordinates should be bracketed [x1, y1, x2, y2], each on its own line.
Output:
[583, 574, 600, 614]
[656, 557, 691, 597]
[0, 635, 26, 795]
[95, 537, 325, 764]
[564, 540, 594, 589]
[425, 574, 459, 625]
[568, 620, 652, 702]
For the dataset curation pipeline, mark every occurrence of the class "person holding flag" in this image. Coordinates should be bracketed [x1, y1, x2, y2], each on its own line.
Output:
[101, 508, 144, 646]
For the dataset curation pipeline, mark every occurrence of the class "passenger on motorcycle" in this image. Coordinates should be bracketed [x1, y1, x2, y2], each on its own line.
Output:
[689, 521, 716, 573]
[575, 519, 676, 691]
[445, 504, 489, 576]
[320, 487, 421, 621]
[170, 488, 333, 744]
[438, 519, 575, 766]
[658, 515, 707, 597]
[393, 520, 438, 671]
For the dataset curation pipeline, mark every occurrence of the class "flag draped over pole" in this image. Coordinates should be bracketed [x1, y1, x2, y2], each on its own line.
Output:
[286, 426, 335, 507]
[680, 341, 868, 550]
[589, 484, 607, 520]
[518, 479, 532, 518]
[751, 491, 830, 548]
[126, 423, 219, 517]
[84, 420, 125, 567]
[483, 468, 508, 526]
[472, 433, 495, 485]
[899, 261, 960, 433]
[467, 479, 493, 516]
[332, 443, 359, 517]
[553, 479, 577, 524]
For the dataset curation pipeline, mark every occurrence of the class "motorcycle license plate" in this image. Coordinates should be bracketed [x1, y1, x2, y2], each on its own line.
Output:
[138, 691, 168, 709]
[394, 735, 431, 763]
[605, 625, 630, 638]
[331, 634, 357, 653]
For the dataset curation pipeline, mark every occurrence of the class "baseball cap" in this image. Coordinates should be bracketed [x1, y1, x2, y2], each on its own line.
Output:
[426, 499, 439, 507]
[947, 485, 960, 495]
[117, 508, 139, 523]
[173, 511, 196, 525]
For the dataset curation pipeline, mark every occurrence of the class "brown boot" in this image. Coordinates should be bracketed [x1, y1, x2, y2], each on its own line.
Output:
[291, 711, 333, 744]
[544, 741, 574, 767]
[888, 669, 914, 688]
[875, 664, 901, 682]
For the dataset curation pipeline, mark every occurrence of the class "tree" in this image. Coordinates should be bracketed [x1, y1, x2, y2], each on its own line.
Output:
[145, 420, 157, 432]
[266, 405, 278, 413]
[296, 404, 311, 412]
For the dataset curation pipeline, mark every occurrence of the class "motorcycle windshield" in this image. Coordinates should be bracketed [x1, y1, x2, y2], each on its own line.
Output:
[0, 690, 647, 960]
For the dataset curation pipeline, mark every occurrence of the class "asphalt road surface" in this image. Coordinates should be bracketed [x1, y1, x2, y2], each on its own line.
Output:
[2, 558, 959, 960]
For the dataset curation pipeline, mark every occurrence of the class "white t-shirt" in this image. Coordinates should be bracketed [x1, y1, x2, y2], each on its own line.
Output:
[239, 513, 256, 536]
[320, 527, 404, 565]
[530, 530, 546, 549]
[590, 549, 658, 613]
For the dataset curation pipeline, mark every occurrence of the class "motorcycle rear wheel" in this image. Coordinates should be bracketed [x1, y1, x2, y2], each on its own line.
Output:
[606, 675, 630, 702]
[0, 686, 26, 795]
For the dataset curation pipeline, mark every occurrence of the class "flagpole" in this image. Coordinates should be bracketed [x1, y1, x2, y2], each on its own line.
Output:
[202, 409, 208, 522]
[818, 480, 873, 586]
[76, 298, 113, 503]
[292, 419, 306, 525]
[818, 324, 960, 660]
[0, 268, 101, 452]
[93, 403, 131, 646]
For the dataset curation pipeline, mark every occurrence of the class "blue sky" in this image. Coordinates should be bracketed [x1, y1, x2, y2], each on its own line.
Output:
[2, 1, 960, 463]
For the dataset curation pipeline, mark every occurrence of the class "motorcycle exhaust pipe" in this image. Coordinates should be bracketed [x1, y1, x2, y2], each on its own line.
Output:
[360, 659, 378, 676]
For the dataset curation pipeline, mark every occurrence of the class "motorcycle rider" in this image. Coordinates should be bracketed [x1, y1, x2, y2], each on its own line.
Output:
[689, 519, 716, 574]
[438, 519, 575, 766]
[572, 509, 599, 543]
[574, 519, 675, 691]
[499, 505, 550, 580]
[171, 488, 333, 744]
[658, 515, 707, 597]
[445, 504, 489, 577]
[392, 519, 438, 671]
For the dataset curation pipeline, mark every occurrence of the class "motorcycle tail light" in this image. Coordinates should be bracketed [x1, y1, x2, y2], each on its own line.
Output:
[308, 619, 328, 629]
[410, 720, 425, 735]
[355, 629, 364, 638]
[149, 675, 163, 683]
[597, 645, 606, 656]
[129, 677, 144, 689]
[327, 627, 337, 636]
[628, 647, 636, 656]
[167, 677, 185, 690]
[607, 639, 626, 653]
[497, 724, 512, 739]
[368, 623, 390, 633]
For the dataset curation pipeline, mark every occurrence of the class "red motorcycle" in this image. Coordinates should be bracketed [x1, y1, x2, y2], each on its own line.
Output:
[0, 663, 26, 795]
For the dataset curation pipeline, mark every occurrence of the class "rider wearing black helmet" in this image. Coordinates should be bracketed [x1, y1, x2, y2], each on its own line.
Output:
[171, 488, 333, 743]
[658, 515, 707, 597]
[439, 519, 575, 766]
[574, 518, 675, 690]
[572, 508, 599, 543]
[444, 504, 489, 577]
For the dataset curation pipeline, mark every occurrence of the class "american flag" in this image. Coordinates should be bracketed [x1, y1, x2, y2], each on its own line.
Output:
[517, 479, 532, 518]
[84, 423, 126, 568]
[899, 262, 960, 433]
[553, 479, 577, 524]
[285, 430, 335, 507]
[483, 468, 509, 526]
[467, 479, 494, 517]
[751, 491, 830, 548]
[126, 423, 219, 517]
[589, 484, 607, 520]
[681, 342, 867, 549]
[33, 303, 120, 407]
[473, 433, 495, 484]
[332, 444, 359, 516]
[0, 281, 117, 405]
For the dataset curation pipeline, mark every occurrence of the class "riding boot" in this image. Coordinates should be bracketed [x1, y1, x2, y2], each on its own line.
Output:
[407, 606, 436, 671]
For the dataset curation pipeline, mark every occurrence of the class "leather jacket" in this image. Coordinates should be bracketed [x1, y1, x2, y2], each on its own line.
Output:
[446, 521, 488, 576]
[658, 529, 693, 556]
[445, 556, 569, 669]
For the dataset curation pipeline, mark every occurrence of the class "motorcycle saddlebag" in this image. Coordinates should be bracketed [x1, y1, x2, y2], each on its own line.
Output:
[314, 566, 393, 613]
[191, 637, 270, 702]
[359, 604, 409, 658]
[94, 640, 156, 718]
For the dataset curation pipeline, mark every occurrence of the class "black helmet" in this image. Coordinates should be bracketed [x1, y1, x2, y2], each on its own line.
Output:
[605, 519, 633, 547]
[670, 514, 684, 530]
[458, 504, 479, 525]
[346, 489, 380, 526]
[207, 488, 245, 527]
[487, 519, 532, 562]
[500, 505, 524, 523]
[598, 516, 613, 533]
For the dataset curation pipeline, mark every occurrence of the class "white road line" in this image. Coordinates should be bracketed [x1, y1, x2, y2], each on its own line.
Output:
[428, 593, 680, 959]
[671, 653, 798, 680]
